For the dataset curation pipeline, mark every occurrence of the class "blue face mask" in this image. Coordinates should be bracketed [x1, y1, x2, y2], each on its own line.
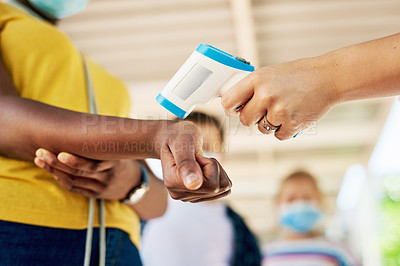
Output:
[28, 0, 89, 19]
[279, 201, 322, 234]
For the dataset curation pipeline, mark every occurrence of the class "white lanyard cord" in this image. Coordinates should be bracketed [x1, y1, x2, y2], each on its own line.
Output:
[84, 198, 95, 266]
[82, 54, 106, 266]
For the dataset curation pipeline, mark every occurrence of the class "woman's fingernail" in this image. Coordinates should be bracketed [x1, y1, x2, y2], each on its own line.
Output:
[184, 174, 202, 189]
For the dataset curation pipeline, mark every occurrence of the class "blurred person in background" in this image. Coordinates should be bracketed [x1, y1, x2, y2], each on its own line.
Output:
[140, 111, 261, 266]
[0, 1, 232, 265]
[262, 171, 360, 266]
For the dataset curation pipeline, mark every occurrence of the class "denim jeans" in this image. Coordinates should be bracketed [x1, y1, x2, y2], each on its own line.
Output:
[0, 220, 142, 266]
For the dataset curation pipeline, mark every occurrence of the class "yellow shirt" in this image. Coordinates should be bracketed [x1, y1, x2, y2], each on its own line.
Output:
[0, 3, 140, 246]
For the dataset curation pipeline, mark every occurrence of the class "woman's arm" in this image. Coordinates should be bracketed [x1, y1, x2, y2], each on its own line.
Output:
[329, 32, 400, 102]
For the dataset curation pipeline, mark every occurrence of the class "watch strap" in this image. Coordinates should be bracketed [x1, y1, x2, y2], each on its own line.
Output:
[121, 163, 149, 205]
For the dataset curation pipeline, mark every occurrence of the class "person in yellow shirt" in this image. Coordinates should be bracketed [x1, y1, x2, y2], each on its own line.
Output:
[0, 0, 232, 265]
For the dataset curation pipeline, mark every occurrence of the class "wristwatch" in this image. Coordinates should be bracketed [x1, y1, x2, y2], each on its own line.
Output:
[121, 164, 149, 205]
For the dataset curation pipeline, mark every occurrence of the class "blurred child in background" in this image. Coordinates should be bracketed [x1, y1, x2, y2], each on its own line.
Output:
[262, 171, 360, 266]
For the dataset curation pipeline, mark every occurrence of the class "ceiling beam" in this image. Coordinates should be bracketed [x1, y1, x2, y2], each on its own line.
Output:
[229, 0, 260, 68]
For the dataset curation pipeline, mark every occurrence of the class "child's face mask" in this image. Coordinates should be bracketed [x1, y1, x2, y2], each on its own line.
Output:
[279, 201, 323, 234]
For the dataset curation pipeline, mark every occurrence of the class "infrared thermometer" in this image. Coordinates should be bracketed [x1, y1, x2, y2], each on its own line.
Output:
[156, 44, 255, 118]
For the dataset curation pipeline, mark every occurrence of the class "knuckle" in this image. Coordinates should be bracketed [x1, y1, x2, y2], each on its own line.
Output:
[288, 113, 302, 127]
[266, 96, 278, 108]
[250, 74, 267, 92]
[256, 86, 269, 101]
[252, 71, 263, 86]
[273, 105, 287, 117]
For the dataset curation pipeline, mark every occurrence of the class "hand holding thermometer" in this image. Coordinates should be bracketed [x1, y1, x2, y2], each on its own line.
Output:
[156, 44, 255, 119]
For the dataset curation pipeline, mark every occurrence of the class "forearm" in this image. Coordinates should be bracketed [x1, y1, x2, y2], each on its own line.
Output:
[0, 95, 171, 161]
[321, 32, 400, 103]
